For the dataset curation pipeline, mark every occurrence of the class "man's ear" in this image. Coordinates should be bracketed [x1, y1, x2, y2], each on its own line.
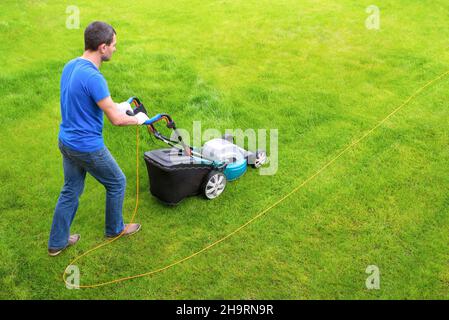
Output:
[98, 43, 106, 53]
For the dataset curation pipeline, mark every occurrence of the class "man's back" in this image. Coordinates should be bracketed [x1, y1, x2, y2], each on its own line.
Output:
[59, 57, 110, 152]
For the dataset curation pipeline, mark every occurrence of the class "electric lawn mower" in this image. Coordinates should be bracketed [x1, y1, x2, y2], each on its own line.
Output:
[126, 97, 267, 205]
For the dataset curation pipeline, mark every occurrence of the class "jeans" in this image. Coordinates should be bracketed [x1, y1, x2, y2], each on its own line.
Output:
[48, 140, 126, 250]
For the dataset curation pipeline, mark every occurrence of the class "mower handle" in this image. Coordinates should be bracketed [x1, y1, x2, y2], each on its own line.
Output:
[126, 97, 192, 156]
[127, 96, 141, 106]
[125, 96, 147, 117]
[143, 113, 175, 126]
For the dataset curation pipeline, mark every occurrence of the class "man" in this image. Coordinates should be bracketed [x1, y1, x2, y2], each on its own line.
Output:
[48, 21, 149, 256]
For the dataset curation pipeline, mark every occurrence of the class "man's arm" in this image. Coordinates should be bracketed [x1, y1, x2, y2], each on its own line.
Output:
[97, 96, 139, 126]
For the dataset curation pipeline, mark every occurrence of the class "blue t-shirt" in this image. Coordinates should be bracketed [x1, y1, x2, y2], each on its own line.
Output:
[58, 57, 110, 152]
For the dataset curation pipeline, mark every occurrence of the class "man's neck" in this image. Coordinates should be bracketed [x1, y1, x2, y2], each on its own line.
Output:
[81, 51, 102, 69]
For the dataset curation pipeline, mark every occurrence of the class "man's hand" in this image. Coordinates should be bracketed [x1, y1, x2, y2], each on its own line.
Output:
[134, 112, 150, 125]
[98, 96, 141, 126]
[115, 102, 133, 115]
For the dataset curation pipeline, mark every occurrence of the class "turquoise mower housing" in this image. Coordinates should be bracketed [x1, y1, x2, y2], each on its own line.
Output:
[223, 158, 247, 181]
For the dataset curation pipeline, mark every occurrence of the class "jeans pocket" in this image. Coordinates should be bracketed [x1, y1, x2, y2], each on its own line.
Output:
[59, 140, 75, 159]
[88, 147, 110, 167]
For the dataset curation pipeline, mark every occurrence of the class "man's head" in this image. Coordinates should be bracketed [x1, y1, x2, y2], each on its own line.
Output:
[84, 21, 117, 61]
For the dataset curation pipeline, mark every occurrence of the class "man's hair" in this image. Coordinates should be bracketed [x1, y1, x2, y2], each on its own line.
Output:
[84, 21, 116, 51]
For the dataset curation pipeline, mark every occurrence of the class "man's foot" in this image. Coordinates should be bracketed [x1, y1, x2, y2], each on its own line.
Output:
[48, 234, 81, 257]
[106, 223, 141, 239]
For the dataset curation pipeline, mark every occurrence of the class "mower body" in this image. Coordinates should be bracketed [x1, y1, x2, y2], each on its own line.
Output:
[127, 97, 266, 204]
[144, 138, 265, 205]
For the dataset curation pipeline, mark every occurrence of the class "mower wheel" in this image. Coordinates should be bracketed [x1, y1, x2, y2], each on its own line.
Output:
[251, 150, 267, 169]
[202, 171, 227, 200]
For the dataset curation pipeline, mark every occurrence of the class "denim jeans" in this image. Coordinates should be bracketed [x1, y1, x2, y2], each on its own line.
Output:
[48, 140, 126, 250]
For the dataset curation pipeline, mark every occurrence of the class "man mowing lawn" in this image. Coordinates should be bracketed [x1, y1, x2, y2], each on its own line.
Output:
[48, 21, 150, 256]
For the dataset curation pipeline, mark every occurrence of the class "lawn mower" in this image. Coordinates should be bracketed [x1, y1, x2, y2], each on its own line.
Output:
[126, 97, 267, 205]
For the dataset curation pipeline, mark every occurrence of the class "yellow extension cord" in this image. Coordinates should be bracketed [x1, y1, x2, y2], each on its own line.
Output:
[63, 70, 449, 288]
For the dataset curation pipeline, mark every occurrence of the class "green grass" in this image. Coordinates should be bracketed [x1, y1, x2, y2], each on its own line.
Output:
[0, 0, 448, 299]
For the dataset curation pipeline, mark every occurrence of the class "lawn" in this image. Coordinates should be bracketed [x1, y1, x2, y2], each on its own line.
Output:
[0, 0, 448, 299]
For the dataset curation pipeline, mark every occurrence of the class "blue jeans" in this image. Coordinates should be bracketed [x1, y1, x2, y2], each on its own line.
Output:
[48, 140, 126, 250]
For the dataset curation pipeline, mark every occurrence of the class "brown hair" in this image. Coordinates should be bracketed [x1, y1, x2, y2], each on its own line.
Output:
[84, 21, 116, 51]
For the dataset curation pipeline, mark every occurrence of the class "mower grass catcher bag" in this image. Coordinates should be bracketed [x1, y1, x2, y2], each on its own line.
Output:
[144, 148, 214, 205]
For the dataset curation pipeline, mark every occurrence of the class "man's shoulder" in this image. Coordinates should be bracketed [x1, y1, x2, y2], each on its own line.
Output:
[62, 57, 104, 80]
[63, 57, 81, 70]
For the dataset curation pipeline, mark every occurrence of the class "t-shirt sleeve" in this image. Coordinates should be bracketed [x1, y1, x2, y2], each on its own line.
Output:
[86, 73, 110, 103]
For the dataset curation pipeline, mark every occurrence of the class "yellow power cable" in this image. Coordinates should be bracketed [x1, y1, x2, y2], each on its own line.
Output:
[63, 70, 449, 288]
